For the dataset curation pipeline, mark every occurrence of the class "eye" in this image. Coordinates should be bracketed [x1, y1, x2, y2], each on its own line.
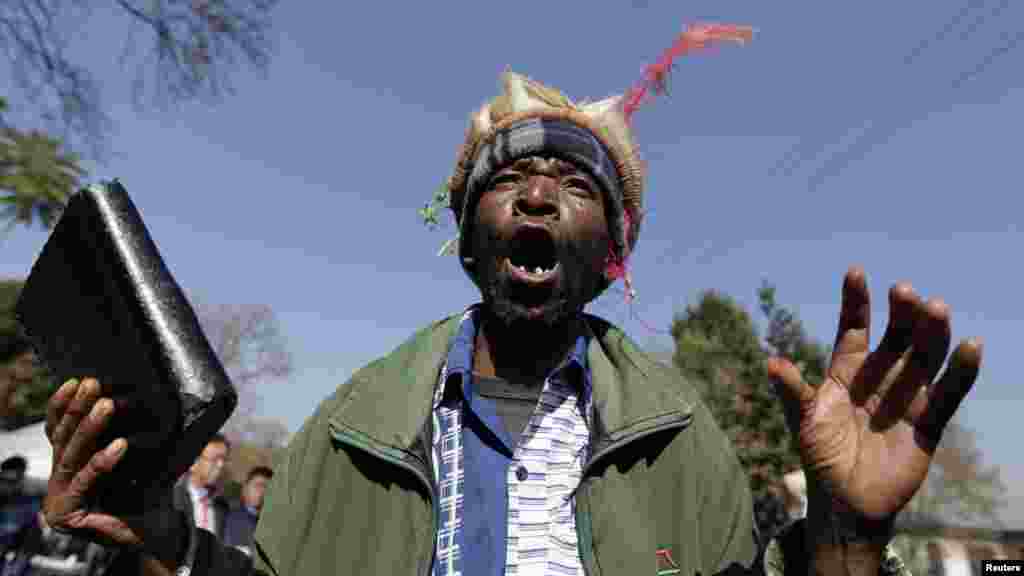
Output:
[563, 176, 595, 197]
[489, 171, 522, 189]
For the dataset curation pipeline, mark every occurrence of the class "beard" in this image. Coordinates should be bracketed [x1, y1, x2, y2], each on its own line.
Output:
[473, 237, 601, 329]
[482, 284, 577, 328]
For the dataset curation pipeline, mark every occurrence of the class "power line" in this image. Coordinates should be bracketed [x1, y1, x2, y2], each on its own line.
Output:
[952, 28, 1024, 89]
[793, 0, 1020, 192]
[773, 0, 987, 180]
[904, 0, 986, 65]
[773, 0, 1008, 188]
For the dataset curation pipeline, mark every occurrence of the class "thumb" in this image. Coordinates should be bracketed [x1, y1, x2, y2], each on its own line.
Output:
[766, 357, 815, 423]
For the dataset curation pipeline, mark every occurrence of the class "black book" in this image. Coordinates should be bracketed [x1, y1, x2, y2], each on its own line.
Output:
[15, 180, 237, 515]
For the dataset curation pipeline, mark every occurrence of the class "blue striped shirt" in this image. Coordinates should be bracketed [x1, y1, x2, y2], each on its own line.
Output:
[432, 307, 592, 576]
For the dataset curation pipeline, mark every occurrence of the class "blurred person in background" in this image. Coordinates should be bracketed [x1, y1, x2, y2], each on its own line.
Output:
[174, 435, 231, 541]
[1, 456, 39, 575]
[223, 467, 272, 556]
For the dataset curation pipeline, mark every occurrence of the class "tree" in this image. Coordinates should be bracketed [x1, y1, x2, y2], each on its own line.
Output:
[195, 302, 292, 447]
[1, 278, 56, 429]
[890, 418, 1008, 573]
[2, 285, 293, 447]
[0, 0, 279, 232]
[0, 105, 85, 233]
[671, 287, 802, 537]
[671, 281, 1007, 544]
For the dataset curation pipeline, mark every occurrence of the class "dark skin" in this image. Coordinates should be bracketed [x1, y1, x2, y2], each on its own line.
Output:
[468, 156, 609, 383]
[39, 153, 983, 576]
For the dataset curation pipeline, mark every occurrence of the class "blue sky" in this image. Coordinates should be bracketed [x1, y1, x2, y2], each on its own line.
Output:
[2, 2, 1022, 526]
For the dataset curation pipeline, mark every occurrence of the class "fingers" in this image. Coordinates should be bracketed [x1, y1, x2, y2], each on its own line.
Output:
[52, 396, 114, 486]
[49, 438, 139, 548]
[915, 338, 982, 448]
[767, 356, 813, 431]
[46, 378, 80, 441]
[66, 438, 127, 504]
[909, 298, 953, 381]
[50, 378, 101, 462]
[833, 266, 871, 358]
[850, 283, 919, 404]
[873, 297, 952, 429]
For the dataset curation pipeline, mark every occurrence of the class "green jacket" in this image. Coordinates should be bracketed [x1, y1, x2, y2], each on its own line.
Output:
[244, 313, 903, 576]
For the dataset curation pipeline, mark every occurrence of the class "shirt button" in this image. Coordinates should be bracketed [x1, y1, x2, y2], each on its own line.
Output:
[515, 465, 529, 482]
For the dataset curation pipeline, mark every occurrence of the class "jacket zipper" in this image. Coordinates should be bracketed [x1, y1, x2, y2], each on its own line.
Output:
[574, 412, 694, 575]
[329, 424, 437, 576]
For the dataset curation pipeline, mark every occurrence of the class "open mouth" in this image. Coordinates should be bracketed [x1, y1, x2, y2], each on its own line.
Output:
[505, 225, 559, 285]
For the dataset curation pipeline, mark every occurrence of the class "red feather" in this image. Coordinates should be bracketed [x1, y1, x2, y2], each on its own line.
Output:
[621, 22, 754, 123]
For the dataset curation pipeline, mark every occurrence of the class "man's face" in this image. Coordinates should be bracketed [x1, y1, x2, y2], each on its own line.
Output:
[242, 474, 270, 510]
[191, 440, 229, 489]
[469, 156, 610, 326]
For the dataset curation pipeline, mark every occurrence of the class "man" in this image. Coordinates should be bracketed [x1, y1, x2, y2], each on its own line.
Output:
[1, 457, 34, 554]
[0, 456, 40, 575]
[34, 26, 984, 576]
[223, 467, 272, 555]
[175, 435, 231, 540]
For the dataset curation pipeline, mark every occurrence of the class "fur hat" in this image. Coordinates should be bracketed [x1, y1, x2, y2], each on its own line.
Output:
[424, 23, 754, 300]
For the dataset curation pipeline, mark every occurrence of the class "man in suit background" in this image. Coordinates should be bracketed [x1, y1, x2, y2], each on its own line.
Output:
[223, 466, 272, 556]
[175, 434, 231, 540]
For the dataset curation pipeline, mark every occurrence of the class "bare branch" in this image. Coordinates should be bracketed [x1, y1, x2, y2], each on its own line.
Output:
[194, 302, 293, 444]
[0, 0, 277, 160]
[115, 0, 278, 110]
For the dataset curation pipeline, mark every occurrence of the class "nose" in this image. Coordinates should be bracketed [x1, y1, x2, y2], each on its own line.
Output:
[515, 175, 559, 219]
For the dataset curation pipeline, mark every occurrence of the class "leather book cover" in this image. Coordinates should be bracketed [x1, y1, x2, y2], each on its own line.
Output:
[15, 179, 237, 514]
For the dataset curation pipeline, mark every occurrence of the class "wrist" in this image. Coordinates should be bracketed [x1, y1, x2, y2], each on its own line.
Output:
[805, 484, 891, 576]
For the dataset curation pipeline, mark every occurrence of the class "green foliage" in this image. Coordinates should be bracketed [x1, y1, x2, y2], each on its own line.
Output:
[418, 182, 460, 256]
[0, 118, 85, 232]
[418, 183, 451, 230]
[890, 419, 1008, 573]
[671, 283, 828, 537]
[672, 280, 1007, 543]
[7, 362, 58, 426]
[0, 277, 58, 427]
[0, 0, 278, 236]
[0, 278, 26, 358]
[758, 281, 828, 385]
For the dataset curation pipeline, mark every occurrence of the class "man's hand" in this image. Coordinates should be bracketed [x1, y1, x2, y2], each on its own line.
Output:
[43, 377, 143, 545]
[42, 377, 184, 574]
[767, 267, 982, 572]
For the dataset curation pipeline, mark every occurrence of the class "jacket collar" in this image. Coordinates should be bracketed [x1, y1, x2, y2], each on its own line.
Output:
[433, 306, 592, 419]
[325, 310, 696, 453]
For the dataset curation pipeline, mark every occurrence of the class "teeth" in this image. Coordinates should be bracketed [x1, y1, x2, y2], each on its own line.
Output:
[511, 261, 555, 275]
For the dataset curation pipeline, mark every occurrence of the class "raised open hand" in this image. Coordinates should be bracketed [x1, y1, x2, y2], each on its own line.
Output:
[767, 267, 982, 528]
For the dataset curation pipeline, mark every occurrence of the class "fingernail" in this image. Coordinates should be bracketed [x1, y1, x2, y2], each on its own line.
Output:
[59, 378, 78, 394]
[106, 439, 127, 457]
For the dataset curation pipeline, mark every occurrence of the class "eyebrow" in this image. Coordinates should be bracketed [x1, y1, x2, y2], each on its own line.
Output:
[502, 156, 591, 178]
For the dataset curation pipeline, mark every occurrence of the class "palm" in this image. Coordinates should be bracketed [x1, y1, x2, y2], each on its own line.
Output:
[770, 268, 982, 523]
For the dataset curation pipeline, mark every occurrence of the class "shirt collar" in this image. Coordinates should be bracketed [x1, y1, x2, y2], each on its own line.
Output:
[187, 481, 209, 501]
[433, 305, 591, 410]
